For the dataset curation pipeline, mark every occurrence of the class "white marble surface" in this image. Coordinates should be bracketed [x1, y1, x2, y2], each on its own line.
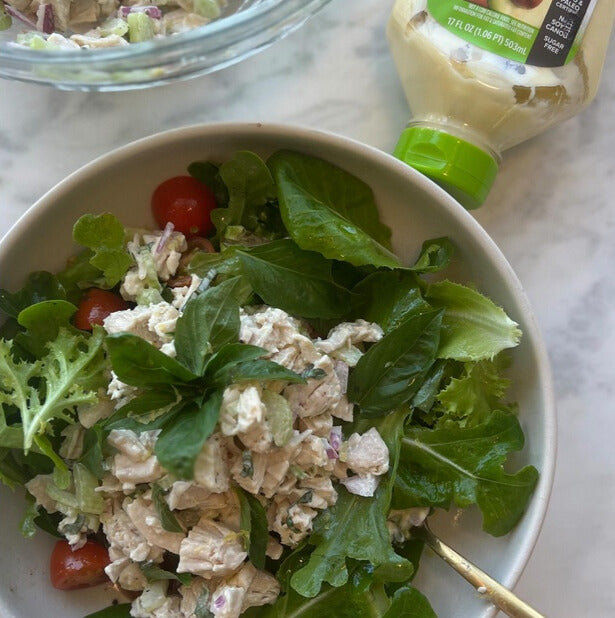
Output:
[1, 0, 614, 616]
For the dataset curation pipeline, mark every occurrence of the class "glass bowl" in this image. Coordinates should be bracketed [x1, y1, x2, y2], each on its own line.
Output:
[0, 0, 330, 91]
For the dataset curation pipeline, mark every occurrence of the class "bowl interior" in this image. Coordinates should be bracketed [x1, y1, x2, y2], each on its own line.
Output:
[0, 123, 555, 618]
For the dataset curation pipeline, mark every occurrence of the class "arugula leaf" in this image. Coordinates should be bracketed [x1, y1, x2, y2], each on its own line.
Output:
[348, 310, 443, 415]
[351, 269, 430, 333]
[290, 410, 412, 597]
[155, 390, 222, 479]
[268, 150, 399, 269]
[72, 213, 133, 288]
[237, 239, 353, 319]
[236, 487, 269, 569]
[105, 333, 198, 387]
[174, 277, 242, 374]
[382, 587, 437, 618]
[245, 554, 390, 618]
[0, 327, 105, 451]
[426, 280, 522, 361]
[394, 410, 539, 536]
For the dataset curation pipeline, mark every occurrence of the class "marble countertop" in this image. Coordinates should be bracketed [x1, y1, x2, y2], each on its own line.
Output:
[1, 1, 614, 616]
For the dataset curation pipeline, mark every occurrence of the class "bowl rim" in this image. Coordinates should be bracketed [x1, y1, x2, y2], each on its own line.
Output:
[0, 121, 557, 613]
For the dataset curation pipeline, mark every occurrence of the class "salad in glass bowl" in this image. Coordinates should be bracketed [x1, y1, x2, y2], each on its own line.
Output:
[0, 138, 546, 618]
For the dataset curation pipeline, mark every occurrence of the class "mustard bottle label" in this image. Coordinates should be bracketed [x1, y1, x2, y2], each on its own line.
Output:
[427, 0, 597, 66]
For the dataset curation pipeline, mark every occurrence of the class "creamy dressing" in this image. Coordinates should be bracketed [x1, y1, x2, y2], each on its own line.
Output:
[387, 0, 615, 152]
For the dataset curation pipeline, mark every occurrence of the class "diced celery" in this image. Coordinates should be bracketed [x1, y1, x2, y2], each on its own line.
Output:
[262, 390, 293, 447]
[193, 0, 221, 19]
[99, 16, 129, 38]
[127, 12, 154, 43]
[0, 2, 11, 31]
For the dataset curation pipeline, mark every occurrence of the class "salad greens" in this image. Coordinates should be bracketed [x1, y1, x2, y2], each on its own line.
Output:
[0, 149, 537, 618]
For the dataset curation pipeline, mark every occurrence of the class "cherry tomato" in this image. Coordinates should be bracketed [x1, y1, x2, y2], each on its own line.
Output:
[50, 540, 110, 590]
[151, 175, 216, 238]
[74, 288, 130, 331]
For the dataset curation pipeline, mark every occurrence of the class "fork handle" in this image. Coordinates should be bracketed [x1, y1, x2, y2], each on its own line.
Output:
[414, 525, 546, 618]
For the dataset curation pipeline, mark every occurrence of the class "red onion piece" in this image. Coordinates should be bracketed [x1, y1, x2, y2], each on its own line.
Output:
[118, 5, 162, 19]
[5, 4, 37, 29]
[214, 596, 225, 609]
[36, 3, 54, 34]
[156, 221, 175, 254]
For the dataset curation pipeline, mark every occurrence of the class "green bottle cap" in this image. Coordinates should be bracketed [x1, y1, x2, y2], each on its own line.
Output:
[393, 126, 499, 210]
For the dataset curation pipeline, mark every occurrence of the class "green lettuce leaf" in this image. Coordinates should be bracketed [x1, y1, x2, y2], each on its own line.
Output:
[0, 327, 105, 451]
[426, 280, 522, 361]
[437, 357, 513, 426]
[394, 410, 539, 536]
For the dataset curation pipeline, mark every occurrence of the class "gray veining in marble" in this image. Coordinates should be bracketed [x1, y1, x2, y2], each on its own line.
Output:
[1, 0, 614, 615]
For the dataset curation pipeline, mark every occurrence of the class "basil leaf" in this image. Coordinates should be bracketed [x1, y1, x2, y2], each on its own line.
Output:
[151, 484, 184, 533]
[187, 160, 229, 208]
[394, 410, 539, 536]
[238, 240, 352, 319]
[155, 391, 222, 479]
[175, 277, 242, 375]
[268, 150, 399, 269]
[140, 561, 193, 586]
[348, 310, 443, 415]
[351, 270, 430, 333]
[214, 358, 306, 388]
[214, 151, 278, 237]
[235, 487, 269, 569]
[106, 333, 198, 387]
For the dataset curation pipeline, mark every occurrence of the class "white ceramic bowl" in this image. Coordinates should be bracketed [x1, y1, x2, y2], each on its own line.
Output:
[0, 123, 556, 618]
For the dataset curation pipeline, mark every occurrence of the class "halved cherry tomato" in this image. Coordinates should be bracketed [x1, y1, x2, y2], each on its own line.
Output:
[151, 175, 216, 238]
[74, 288, 130, 330]
[50, 540, 110, 590]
